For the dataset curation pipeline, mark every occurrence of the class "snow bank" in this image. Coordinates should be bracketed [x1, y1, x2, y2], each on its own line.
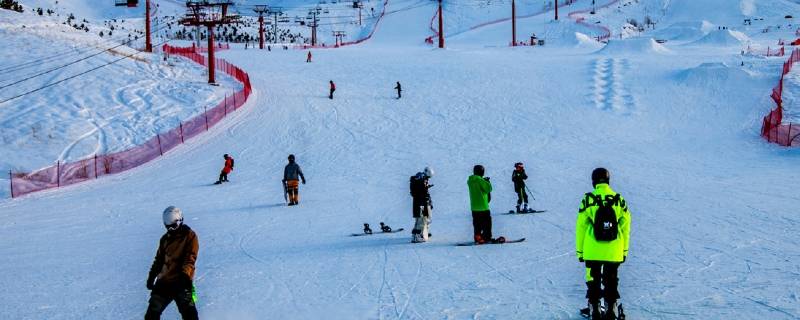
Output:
[690, 29, 751, 46]
[574, 32, 604, 50]
[675, 62, 755, 87]
[595, 38, 672, 55]
[652, 21, 715, 42]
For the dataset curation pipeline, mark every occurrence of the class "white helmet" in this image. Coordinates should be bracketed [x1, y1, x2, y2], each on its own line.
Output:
[162, 206, 183, 230]
[423, 166, 434, 178]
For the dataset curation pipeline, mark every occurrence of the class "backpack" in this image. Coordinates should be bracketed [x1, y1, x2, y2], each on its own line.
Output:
[410, 173, 428, 198]
[589, 193, 620, 241]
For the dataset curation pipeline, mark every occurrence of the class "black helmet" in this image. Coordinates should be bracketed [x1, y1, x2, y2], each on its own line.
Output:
[473, 165, 485, 176]
[288, 154, 295, 162]
[223, 153, 229, 159]
[591, 167, 610, 186]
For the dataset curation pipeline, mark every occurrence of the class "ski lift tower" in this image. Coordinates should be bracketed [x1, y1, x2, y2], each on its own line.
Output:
[307, 7, 321, 46]
[180, 1, 239, 84]
[253, 5, 269, 49]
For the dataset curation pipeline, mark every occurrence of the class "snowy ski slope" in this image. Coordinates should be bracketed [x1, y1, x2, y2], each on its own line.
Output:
[1, 0, 800, 319]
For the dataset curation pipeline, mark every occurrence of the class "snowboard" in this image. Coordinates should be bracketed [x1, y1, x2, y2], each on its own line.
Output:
[456, 237, 525, 246]
[506, 209, 547, 214]
[351, 228, 405, 237]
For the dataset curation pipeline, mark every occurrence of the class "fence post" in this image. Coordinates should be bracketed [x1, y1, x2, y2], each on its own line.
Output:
[233, 90, 237, 110]
[57, 160, 61, 187]
[9, 170, 13, 199]
[224, 94, 228, 117]
[204, 106, 209, 131]
[789, 123, 793, 146]
[94, 154, 98, 179]
[180, 122, 185, 144]
[157, 134, 163, 156]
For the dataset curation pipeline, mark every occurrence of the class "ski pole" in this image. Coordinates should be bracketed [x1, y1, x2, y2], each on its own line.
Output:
[524, 185, 536, 201]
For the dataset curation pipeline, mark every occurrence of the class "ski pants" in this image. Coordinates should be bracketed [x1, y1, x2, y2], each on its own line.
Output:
[286, 180, 300, 204]
[412, 201, 431, 241]
[585, 261, 620, 304]
[144, 286, 198, 320]
[329, 88, 335, 99]
[515, 186, 528, 205]
[218, 171, 228, 183]
[471, 211, 492, 240]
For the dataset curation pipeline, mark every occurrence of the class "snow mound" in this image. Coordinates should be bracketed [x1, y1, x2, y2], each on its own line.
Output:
[596, 38, 672, 55]
[574, 32, 604, 50]
[690, 29, 751, 46]
[653, 21, 715, 42]
[676, 62, 755, 87]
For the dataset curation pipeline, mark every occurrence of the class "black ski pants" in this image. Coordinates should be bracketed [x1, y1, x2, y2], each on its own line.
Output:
[329, 88, 335, 99]
[515, 186, 528, 205]
[145, 286, 198, 320]
[218, 171, 228, 183]
[585, 261, 620, 304]
[471, 211, 492, 240]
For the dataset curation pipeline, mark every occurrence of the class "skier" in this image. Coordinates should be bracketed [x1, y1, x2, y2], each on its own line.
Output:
[511, 162, 528, 212]
[576, 168, 631, 319]
[306, 51, 312, 63]
[467, 165, 493, 244]
[329, 80, 336, 99]
[145, 206, 199, 320]
[409, 167, 434, 243]
[214, 154, 234, 184]
[283, 154, 306, 206]
[394, 81, 402, 99]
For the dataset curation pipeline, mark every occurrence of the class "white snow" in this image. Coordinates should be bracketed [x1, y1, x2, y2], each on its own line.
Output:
[1, 0, 800, 319]
[689, 29, 751, 47]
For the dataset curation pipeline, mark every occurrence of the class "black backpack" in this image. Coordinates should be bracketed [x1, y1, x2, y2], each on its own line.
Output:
[410, 173, 428, 198]
[589, 193, 620, 241]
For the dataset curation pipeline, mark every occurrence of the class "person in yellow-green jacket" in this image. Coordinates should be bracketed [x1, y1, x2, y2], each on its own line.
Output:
[576, 168, 631, 320]
[467, 165, 493, 244]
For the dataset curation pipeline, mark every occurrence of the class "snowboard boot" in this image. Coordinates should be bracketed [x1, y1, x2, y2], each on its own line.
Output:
[522, 203, 529, 212]
[474, 234, 486, 244]
[605, 300, 620, 320]
[214, 181, 222, 185]
[515, 205, 521, 213]
[380, 222, 392, 232]
[363, 223, 373, 234]
[590, 301, 603, 319]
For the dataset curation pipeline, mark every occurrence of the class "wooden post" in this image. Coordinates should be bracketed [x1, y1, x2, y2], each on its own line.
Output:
[204, 106, 209, 131]
[224, 94, 228, 116]
[511, 0, 516, 46]
[180, 122, 185, 143]
[438, 0, 444, 49]
[94, 155, 98, 179]
[57, 161, 61, 187]
[157, 135, 163, 156]
[788, 123, 793, 146]
[233, 90, 237, 109]
[9, 170, 13, 198]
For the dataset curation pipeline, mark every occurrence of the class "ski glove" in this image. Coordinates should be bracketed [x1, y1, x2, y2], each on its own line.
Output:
[146, 277, 156, 290]
[579, 257, 584, 263]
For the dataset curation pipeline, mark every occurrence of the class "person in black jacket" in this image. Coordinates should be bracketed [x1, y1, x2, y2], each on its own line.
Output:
[512, 162, 529, 213]
[394, 81, 402, 99]
[409, 167, 433, 243]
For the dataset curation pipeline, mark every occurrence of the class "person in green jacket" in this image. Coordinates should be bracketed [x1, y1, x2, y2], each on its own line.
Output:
[576, 168, 631, 319]
[467, 165, 493, 244]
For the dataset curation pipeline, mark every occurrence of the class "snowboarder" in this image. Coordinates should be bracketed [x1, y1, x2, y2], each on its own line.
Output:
[394, 81, 402, 99]
[215, 154, 234, 184]
[329, 80, 336, 99]
[145, 206, 199, 320]
[283, 154, 306, 206]
[306, 51, 312, 63]
[467, 165, 493, 244]
[576, 168, 631, 319]
[512, 162, 529, 212]
[409, 167, 434, 243]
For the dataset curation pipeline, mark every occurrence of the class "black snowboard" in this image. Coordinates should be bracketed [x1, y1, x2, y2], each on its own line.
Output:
[505, 209, 547, 214]
[456, 237, 525, 246]
[351, 228, 405, 237]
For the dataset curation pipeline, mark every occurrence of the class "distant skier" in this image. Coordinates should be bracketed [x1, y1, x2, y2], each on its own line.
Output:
[214, 154, 234, 184]
[283, 154, 306, 206]
[512, 162, 528, 212]
[306, 51, 312, 63]
[467, 165, 493, 244]
[576, 168, 631, 319]
[145, 206, 199, 320]
[394, 81, 402, 99]
[409, 167, 434, 243]
[329, 80, 336, 99]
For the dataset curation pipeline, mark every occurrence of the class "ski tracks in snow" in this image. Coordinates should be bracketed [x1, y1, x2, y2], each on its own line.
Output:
[591, 58, 636, 114]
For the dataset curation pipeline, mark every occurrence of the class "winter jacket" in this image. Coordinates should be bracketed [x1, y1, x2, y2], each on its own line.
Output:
[222, 157, 234, 174]
[284, 162, 305, 182]
[148, 225, 199, 287]
[330, 82, 336, 90]
[512, 169, 527, 190]
[575, 183, 631, 263]
[467, 175, 492, 212]
[395, 83, 402, 91]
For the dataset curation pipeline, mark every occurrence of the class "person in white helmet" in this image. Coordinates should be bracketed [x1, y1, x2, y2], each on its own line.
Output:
[409, 167, 434, 243]
[145, 206, 200, 320]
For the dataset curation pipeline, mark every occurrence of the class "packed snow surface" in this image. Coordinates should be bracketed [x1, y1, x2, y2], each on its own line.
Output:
[1, 0, 800, 319]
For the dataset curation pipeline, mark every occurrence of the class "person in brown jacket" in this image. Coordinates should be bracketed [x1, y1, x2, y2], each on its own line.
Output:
[145, 206, 200, 320]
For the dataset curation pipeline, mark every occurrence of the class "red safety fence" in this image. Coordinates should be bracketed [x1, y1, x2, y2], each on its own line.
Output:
[9, 44, 252, 198]
[192, 42, 231, 52]
[567, 0, 619, 42]
[761, 48, 800, 147]
[300, 0, 389, 49]
[746, 45, 785, 57]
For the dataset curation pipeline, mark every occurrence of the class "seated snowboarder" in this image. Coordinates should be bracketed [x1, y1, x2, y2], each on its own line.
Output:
[215, 154, 234, 184]
[409, 167, 434, 243]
